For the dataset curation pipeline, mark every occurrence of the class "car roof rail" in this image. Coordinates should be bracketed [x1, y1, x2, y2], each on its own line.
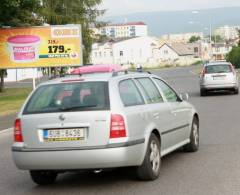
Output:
[112, 70, 129, 77]
[49, 73, 82, 80]
[49, 70, 152, 80]
[59, 73, 82, 77]
[112, 70, 152, 77]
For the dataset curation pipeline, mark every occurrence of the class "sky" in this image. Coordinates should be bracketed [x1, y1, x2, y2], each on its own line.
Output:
[100, 0, 240, 16]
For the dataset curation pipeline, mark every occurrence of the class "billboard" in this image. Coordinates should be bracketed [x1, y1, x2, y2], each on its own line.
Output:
[0, 25, 82, 69]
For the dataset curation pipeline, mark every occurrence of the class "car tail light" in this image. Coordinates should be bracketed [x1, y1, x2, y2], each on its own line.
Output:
[229, 65, 234, 73]
[201, 67, 206, 77]
[110, 114, 127, 139]
[14, 119, 23, 142]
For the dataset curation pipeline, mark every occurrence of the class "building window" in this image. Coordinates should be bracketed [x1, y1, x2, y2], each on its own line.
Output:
[120, 51, 123, 56]
[194, 47, 199, 53]
[95, 52, 98, 58]
[139, 49, 142, 58]
[110, 51, 113, 57]
[104, 52, 106, 57]
[99, 52, 102, 57]
[164, 50, 168, 54]
[216, 47, 220, 52]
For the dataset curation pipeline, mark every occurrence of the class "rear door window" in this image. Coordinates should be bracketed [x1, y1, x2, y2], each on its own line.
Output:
[119, 79, 144, 107]
[135, 78, 163, 104]
[205, 65, 232, 73]
[23, 82, 110, 114]
[153, 78, 179, 102]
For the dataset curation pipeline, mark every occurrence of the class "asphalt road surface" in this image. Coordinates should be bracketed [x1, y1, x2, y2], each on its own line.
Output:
[1, 65, 240, 195]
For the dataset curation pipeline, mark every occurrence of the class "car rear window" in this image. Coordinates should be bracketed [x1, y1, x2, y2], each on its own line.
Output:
[23, 82, 110, 114]
[205, 64, 232, 74]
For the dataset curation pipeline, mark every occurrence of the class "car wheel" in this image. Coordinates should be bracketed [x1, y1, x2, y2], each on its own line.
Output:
[136, 133, 161, 181]
[184, 117, 199, 152]
[234, 88, 239, 95]
[30, 170, 58, 185]
[200, 89, 206, 96]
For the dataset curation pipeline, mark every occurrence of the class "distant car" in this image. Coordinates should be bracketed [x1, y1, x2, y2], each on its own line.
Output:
[12, 67, 199, 185]
[200, 62, 239, 96]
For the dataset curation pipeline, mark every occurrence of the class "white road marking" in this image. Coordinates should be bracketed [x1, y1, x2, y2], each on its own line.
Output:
[0, 128, 13, 135]
[189, 70, 198, 75]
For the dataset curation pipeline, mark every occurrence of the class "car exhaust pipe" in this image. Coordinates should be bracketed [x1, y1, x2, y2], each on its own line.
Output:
[94, 169, 103, 174]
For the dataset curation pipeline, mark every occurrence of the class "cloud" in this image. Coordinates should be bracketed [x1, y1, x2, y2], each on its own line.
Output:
[100, 0, 240, 16]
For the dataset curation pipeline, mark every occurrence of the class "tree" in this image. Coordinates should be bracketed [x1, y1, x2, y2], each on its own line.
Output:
[226, 30, 240, 68]
[226, 46, 240, 68]
[0, 0, 43, 92]
[189, 36, 201, 43]
[211, 35, 224, 43]
[40, 0, 104, 64]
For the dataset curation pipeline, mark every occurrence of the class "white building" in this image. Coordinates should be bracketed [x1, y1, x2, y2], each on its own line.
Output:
[214, 25, 240, 40]
[91, 36, 159, 65]
[211, 43, 233, 61]
[161, 32, 204, 43]
[93, 22, 148, 38]
[157, 43, 196, 65]
[5, 68, 42, 82]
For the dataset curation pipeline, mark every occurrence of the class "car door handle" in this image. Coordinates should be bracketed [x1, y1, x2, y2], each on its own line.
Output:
[171, 111, 177, 116]
[153, 113, 160, 118]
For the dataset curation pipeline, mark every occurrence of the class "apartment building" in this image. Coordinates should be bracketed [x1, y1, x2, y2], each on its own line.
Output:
[161, 32, 204, 43]
[214, 25, 240, 40]
[93, 22, 148, 38]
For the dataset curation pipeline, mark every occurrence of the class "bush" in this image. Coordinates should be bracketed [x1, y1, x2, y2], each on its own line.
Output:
[226, 46, 240, 68]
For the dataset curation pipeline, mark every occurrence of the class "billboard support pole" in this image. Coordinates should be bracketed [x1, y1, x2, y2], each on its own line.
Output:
[32, 68, 36, 89]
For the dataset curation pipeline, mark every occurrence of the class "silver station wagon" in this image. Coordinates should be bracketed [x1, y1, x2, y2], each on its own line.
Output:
[200, 62, 239, 96]
[12, 70, 199, 185]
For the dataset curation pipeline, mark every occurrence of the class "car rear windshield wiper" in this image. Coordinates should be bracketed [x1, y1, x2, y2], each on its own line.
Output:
[60, 105, 97, 111]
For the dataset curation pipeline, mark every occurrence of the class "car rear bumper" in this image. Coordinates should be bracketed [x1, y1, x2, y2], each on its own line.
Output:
[12, 140, 145, 170]
[200, 83, 238, 90]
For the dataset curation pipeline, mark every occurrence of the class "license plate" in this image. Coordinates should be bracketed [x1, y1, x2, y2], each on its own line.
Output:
[213, 76, 225, 80]
[43, 128, 85, 142]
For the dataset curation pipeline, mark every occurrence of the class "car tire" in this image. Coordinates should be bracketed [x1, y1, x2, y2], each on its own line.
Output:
[30, 170, 58, 185]
[234, 88, 239, 95]
[184, 117, 199, 152]
[200, 89, 206, 96]
[136, 133, 161, 181]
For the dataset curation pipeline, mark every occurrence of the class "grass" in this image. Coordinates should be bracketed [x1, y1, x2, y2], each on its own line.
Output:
[0, 88, 32, 117]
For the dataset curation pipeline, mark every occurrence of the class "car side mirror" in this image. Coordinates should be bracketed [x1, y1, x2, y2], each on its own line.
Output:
[179, 93, 189, 101]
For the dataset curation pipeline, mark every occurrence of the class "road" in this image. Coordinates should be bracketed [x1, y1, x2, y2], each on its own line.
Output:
[1, 65, 240, 195]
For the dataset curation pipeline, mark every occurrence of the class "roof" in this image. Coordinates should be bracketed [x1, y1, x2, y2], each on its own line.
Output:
[212, 43, 233, 47]
[107, 22, 146, 27]
[94, 37, 138, 46]
[159, 43, 195, 56]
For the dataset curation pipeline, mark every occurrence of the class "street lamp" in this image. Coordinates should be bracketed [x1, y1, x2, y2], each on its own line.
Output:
[191, 10, 212, 43]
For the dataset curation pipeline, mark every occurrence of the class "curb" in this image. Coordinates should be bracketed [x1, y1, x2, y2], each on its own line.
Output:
[0, 128, 13, 135]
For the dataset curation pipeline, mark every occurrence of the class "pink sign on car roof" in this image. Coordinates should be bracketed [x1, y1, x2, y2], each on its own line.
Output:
[71, 64, 122, 74]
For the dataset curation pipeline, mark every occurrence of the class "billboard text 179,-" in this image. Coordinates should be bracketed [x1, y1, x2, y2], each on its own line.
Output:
[0, 25, 82, 69]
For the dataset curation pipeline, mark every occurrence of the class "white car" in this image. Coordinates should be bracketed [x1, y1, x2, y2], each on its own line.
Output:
[200, 62, 239, 96]
[12, 67, 199, 185]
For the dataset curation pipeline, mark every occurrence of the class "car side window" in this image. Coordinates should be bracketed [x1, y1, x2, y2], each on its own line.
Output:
[153, 78, 179, 102]
[135, 78, 163, 104]
[119, 79, 144, 107]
